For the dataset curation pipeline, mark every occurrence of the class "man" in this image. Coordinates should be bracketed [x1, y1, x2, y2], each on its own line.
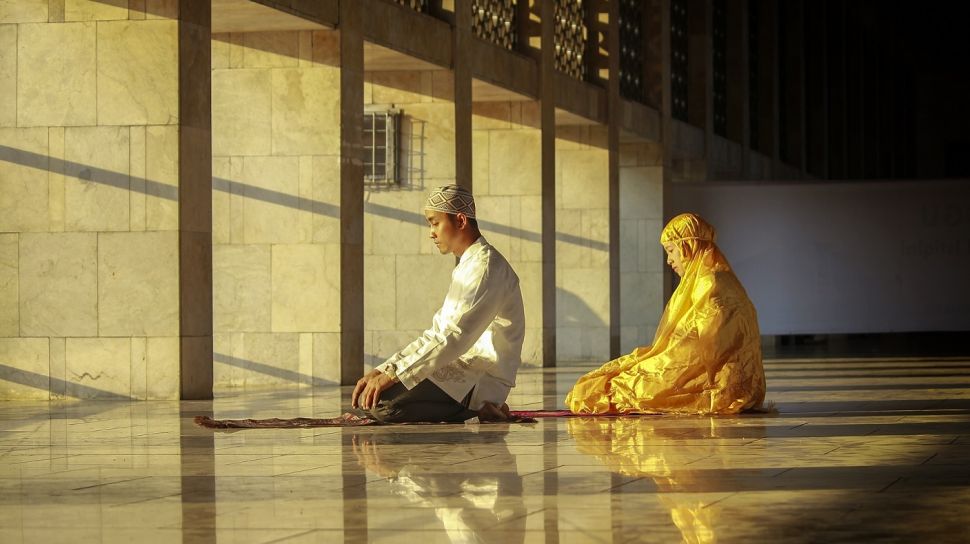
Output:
[351, 185, 525, 423]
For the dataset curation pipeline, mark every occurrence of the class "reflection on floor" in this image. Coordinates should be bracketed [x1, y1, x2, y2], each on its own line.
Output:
[2, 358, 970, 543]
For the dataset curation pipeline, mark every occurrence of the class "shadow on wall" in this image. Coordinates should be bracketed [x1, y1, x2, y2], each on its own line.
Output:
[0, 144, 607, 250]
[0, 362, 130, 400]
[556, 286, 609, 363]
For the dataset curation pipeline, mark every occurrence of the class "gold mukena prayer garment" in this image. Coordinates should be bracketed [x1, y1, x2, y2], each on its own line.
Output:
[565, 213, 766, 415]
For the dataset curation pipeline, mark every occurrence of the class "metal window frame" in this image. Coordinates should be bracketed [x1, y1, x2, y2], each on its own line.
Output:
[363, 107, 401, 185]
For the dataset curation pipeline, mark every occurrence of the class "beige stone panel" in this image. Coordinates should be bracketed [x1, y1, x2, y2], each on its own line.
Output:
[212, 69, 272, 157]
[310, 155, 340, 244]
[515, 195, 543, 263]
[212, 157, 231, 243]
[20, 233, 97, 337]
[371, 72, 430, 105]
[145, 125, 179, 230]
[228, 157, 245, 242]
[128, 0, 146, 19]
[211, 34, 230, 69]
[519, 327, 543, 366]
[556, 126, 592, 150]
[145, 0, 178, 20]
[371, 329, 418, 364]
[310, 30, 339, 66]
[364, 190, 427, 256]
[17, 22, 96, 127]
[0, 127, 49, 232]
[228, 32, 244, 68]
[555, 209, 587, 269]
[271, 68, 340, 155]
[560, 267, 610, 326]
[0, 338, 49, 399]
[0, 0, 47, 23]
[476, 195, 512, 258]
[129, 126, 147, 231]
[619, 271, 659, 328]
[97, 20, 178, 125]
[513, 261, 543, 363]
[488, 130, 540, 196]
[619, 144, 639, 167]
[637, 143, 664, 166]
[471, 130, 489, 194]
[213, 244, 271, 333]
[311, 332, 340, 384]
[364, 255, 396, 331]
[65, 338, 131, 399]
[146, 336, 179, 399]
[64, 126, 130, 231]
[241, 31, 299, 68]
[212, 333, 232, 389]
[240, 156, 307, 243]
[368, 208, 423, 256]
[271, 244, 340, 333]
[298, 332, 312, 386]
[240, 332, 300, 387]
[0, 234, 18, 336]
[471, 102, 511, 130]
[394, 254, 453, 330]
[639, 219, 664, 273]
[297, 30, 312, 66]
[66, 0, 127, 21]
[298, 156, 313, 244]
[48, 127, 66, 231]
[619, 218, 639, 273]
[619, 166, 663, 221]
[130, 337, 147, 400]
[516, 101, 541, 129]
[0, 25, 15, 126]
[98, 231, 179, 337]
[49, 337, 66, 397]
[431, 70, 453, 102]
[559, 149, 608, 210]
[584, 210, 610, 268]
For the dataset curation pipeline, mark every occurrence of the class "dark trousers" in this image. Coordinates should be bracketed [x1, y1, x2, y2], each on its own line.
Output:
[365, 379, 477, 423]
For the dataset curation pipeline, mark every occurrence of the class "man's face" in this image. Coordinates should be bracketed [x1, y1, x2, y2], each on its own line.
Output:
[426, 210, 463, 255]
[663, 243, 685, 276]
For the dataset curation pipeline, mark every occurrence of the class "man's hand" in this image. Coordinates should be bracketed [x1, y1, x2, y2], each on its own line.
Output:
[351, 369, 397, 410]
[351, 369, 381, 409]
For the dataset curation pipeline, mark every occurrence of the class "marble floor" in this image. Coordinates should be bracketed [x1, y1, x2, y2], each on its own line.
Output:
[2, 358, 970, 543]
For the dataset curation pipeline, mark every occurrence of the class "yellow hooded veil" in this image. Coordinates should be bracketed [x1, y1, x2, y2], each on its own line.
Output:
[565, 213, 765, 415]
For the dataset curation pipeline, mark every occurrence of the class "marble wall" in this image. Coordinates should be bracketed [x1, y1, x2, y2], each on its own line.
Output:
[555, 127, 612, 361]
[618, 143, 666, 354]
[0, 1, 182, 400]
[210, 30, 343, 391]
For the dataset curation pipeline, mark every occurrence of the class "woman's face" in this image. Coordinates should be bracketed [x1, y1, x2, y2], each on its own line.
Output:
[662, 243, 685, 276]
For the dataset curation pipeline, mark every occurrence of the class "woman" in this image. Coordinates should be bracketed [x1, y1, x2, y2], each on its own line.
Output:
[566, 213, 766, 415]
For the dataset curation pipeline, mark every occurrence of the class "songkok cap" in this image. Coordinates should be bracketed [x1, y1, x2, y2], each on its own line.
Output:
[424, 184, 477, 219]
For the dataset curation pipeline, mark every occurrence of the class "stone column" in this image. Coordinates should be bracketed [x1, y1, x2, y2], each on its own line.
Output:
[179, 0, 214, 400]
[540, 0, 557, 367]
[454, 0, 473, 190]
[607, 0, 622, 358]
[339, 0, 365, 385]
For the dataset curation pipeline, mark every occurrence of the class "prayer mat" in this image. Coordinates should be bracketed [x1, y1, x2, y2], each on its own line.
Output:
[192, 410, 596, 430]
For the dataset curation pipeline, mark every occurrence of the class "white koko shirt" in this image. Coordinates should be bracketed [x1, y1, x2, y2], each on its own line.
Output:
[375, 237, 525, 411]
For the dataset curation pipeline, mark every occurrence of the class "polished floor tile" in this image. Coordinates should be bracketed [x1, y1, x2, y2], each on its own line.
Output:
[2, 358, 970, 543]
